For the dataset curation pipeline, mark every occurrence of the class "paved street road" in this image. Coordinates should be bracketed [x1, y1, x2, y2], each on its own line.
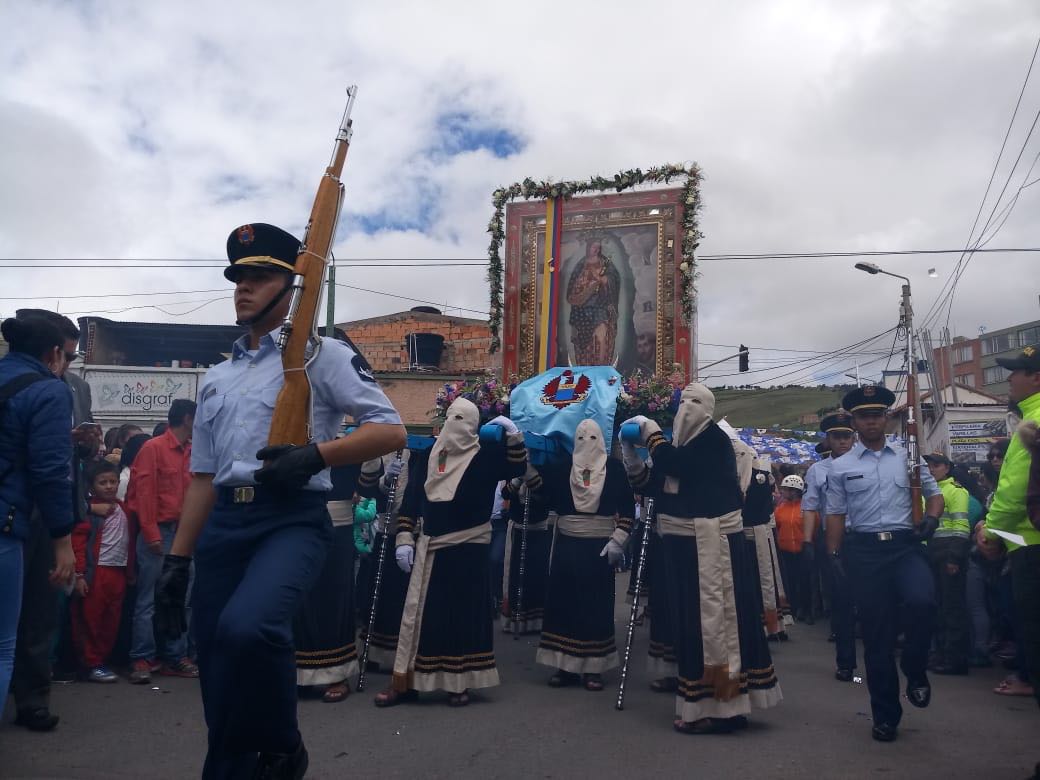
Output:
[3, 596, 1038, 779]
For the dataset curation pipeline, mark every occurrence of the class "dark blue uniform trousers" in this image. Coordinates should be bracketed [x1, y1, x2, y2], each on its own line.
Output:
[845, 532, 935, 727]
[830, 557, 857, 671]
[193, 491, 331, 780]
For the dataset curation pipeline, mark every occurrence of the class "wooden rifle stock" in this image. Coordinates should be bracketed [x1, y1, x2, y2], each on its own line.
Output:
[267, 87, 358, 447]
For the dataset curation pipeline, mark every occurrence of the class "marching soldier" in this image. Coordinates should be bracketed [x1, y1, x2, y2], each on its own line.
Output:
[153, 223, 405, 778]
[825, 385, 943, 742]
[802, 411, 857, 681]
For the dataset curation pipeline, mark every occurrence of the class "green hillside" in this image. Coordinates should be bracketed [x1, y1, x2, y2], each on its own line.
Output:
[711, 386, 847, 431]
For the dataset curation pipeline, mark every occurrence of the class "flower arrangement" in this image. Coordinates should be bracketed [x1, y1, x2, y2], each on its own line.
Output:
[432, 372, 517, 426]
[616, 369, 687, 428]
[486, 163, 703, 352]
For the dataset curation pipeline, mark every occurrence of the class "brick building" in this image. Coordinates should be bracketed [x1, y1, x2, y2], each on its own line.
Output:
[338, 307, 496, 431]
[932, 317, 1040, 399]
[338, 307, 494, 374]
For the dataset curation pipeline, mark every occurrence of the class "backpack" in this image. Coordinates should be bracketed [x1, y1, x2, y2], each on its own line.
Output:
[0, 372, 52, 486]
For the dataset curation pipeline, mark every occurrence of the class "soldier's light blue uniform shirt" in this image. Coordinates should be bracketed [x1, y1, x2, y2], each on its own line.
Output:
[825, 441, 941, 533]
[190, 326, 401, 490]
[801, 457, 832, 515]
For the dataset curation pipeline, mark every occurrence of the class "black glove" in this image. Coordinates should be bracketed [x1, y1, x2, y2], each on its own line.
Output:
[154, 554, 191, 642]
[829, 551, 847, 583]
[253, 443, 326, 490]
[801, 541, 815, 564]
[914, 514, 940, 542]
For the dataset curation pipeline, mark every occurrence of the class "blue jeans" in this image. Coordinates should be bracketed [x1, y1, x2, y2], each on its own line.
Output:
[131, 523, 188, 663]
[1, 534, 24, 702]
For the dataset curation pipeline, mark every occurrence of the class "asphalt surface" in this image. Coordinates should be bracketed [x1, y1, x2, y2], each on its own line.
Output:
[2, 594, 1038, 780]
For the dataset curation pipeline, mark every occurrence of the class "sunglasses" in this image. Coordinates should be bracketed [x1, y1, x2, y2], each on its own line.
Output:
[987, 452, 1002, 460]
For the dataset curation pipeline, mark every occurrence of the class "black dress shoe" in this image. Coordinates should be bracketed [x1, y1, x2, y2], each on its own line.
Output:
[835, 668, 854, 682]
[906, 678, 931, 708]
[931, 663, 968, 676]
[14, 707, 60, 732]
[255, 739, 308, 780]
[871, 722, 898, 742]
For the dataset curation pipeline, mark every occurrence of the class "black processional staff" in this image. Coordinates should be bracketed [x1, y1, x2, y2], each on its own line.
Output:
[512, 486, 531, 638]
[357, 450, 403, 692]
[617, 493, 655, 711]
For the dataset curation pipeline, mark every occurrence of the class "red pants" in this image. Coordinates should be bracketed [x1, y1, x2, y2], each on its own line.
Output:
[72, 565, 127, 668]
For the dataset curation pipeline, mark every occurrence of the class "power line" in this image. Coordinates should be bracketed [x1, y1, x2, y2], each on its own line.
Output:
[2, 247, 1040, 268]
[700, 326, 897, 381]
[919, 32, 1040, 332]
[333, 282, 488, 316]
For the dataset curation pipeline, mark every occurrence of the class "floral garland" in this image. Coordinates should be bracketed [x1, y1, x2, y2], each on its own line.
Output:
[486, 162, 703, 353]
[616, 369, 687, 428]
[432, 372, 517, 426]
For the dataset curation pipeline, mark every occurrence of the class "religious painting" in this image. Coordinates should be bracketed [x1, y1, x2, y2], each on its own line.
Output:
[501, 188, 693, 380]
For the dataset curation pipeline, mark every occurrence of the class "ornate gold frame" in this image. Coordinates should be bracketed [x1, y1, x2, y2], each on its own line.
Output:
[517, 204, 675, 377]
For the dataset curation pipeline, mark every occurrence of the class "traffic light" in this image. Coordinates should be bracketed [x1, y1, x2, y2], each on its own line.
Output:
[739, 344, 749, 373]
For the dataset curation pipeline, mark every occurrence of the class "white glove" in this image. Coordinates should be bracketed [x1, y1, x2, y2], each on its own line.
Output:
[488, 415, 519, 435]
[621, 441, 640, 467]
[385, 458, 404, 479]
[600, 539, 625, 568]
[395, 545, 414, 573]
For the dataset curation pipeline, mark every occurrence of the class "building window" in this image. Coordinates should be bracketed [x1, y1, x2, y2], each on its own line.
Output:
[982, 334, 1014, 355]
[955, 373, 976, 388]
[953, 345, 973, 364]
[983, 365, 1010, 385]
[1019, 326, 1040, 348]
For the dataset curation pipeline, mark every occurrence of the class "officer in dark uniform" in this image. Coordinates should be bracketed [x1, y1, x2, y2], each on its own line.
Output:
[802, 411, 857, 681]
[825, 385, 944, 743]
[153, 223, 406, 779]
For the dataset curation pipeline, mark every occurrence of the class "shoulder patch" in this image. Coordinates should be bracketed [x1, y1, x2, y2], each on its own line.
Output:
[351, 353, 376, 383]
[755, 473, 766, 484]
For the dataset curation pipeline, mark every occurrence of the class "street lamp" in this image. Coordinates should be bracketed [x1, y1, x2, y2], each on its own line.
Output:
[854, 262, 924, 524]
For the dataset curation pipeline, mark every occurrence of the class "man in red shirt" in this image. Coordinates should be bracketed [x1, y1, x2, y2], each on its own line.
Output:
[128, 399, 196, 684]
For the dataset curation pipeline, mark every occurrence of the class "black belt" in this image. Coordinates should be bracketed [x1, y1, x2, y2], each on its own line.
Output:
[215, 485, 328, 507]
[848, 529, 915, 543]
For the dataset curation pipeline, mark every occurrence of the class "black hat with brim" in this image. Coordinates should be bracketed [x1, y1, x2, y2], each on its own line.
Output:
[820, 411, 855, 434]
[995, 344, 1040, 372]
[225, 223, 301, 282]
[842, 384, 896, 415]
[923, 452, 953, 467]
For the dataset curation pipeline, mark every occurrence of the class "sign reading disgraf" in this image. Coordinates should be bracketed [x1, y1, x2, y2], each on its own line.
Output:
[84, 370, 199, 416]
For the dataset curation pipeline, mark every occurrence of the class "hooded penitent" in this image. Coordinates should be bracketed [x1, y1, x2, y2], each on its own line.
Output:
[426, 397, 480, 502]
[664, 382, 717, 494]
[569, 418, 608, 513]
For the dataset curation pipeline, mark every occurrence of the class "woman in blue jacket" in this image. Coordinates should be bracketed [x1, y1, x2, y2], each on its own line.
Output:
[0, 313, 76, 702]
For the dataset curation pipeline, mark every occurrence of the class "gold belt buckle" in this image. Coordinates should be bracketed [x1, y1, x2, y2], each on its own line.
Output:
[233, 486, 255, 504]
[877, 531, 893, 541]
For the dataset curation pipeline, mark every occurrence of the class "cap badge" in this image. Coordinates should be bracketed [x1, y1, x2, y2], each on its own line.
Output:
[236, 225, 255, 245]
[864, 386, 876, 397]
[1025, 346, 1036, 357]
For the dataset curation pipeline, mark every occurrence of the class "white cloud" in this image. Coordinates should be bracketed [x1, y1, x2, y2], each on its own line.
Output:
[1, 0, 1038, 384]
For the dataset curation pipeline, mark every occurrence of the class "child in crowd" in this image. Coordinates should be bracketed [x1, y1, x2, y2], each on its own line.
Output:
[774, 474, 810, 623]
[71, 461, 133, 682]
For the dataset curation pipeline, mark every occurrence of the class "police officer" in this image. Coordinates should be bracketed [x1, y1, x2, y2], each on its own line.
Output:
[824, 385, 944, 743]
[923, 452, 972, 675]
[802, 411, 857, 681]
[153, 223, 406, 779]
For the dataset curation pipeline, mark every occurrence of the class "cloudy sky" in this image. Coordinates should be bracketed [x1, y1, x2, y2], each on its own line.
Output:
[1, 0, 1038, 385]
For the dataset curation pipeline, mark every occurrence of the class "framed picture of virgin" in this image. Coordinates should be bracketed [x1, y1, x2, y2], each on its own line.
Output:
[501, 188, 694, 381]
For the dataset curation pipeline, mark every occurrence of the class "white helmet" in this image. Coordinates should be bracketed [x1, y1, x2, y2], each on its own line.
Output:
[780, 475, 805, 491]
